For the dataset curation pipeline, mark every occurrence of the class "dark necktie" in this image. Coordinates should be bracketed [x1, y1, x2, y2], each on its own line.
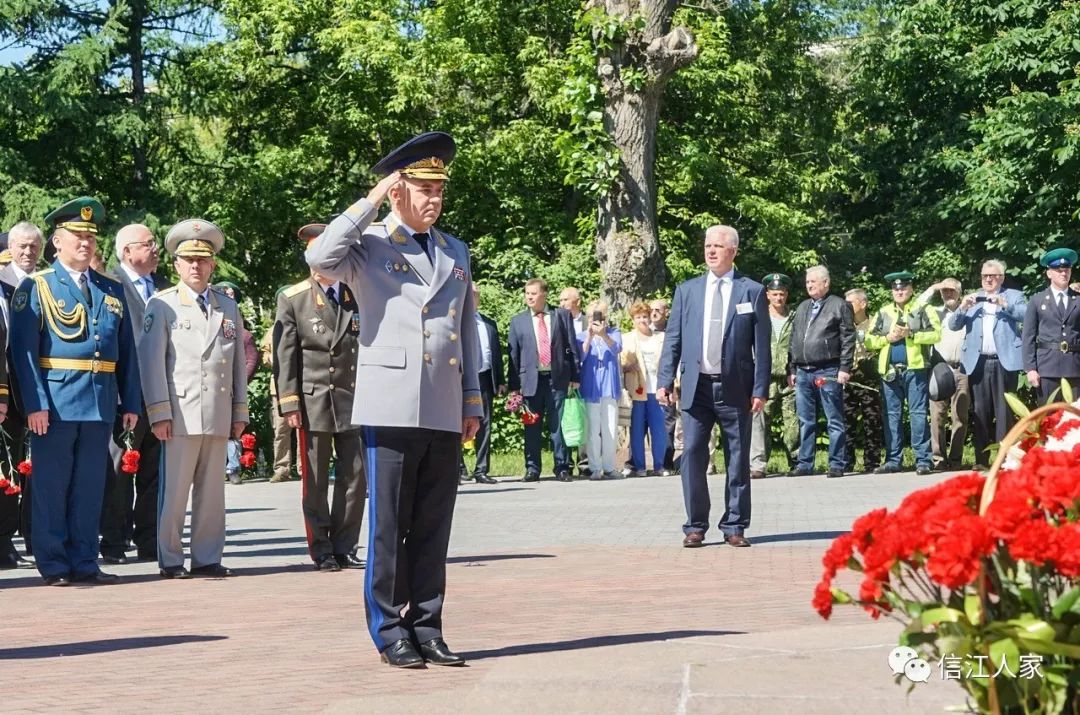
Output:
[413, 232, 432, 265]
[326, 286, 338, 308]
[1059, 293, 1067, 315]
[78, 273, 92, 306]
[197, 293, 208, 318]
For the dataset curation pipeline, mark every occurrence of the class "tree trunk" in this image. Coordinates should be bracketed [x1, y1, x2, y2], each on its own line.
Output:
[590, 0, 697, 308]
[127, 0, 149, 201]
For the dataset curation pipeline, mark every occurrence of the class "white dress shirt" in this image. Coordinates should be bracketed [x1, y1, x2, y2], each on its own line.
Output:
[120, 262, 157, 304]
[701, 268, 734, 375]
[980, 294, 999, 356]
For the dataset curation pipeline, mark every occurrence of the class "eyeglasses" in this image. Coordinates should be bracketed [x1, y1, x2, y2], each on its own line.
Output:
[981, 274, 1003, 280]
[128, 240, 159, 251]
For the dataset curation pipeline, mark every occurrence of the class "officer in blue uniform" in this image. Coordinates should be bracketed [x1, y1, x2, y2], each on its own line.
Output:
[1022, 248, 1080, 404]
[10, 197, 141, 586]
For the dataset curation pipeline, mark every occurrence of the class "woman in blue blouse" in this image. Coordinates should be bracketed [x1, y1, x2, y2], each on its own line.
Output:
[577, 301, 623, 480]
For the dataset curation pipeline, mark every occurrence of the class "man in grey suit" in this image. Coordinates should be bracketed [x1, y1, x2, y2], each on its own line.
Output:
[274, 224, 366, 572]
[99, 224, 171, 564]
[306, 132, 481, 669]
[139, 219, 249, 579]
[657, 225, 770, 549]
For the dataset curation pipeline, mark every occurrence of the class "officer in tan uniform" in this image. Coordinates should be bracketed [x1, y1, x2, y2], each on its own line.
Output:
[274, 223, 366, 572]
[139, 220, 249, 579]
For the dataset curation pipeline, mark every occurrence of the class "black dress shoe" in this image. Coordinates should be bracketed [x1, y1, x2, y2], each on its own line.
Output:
[314, 555, 341, 572]
[335, 553, 366, 569]
[915, 466, 933, 476]
[473, 474, 497, 484]
[380, 638, 425, 668]
[43, 575, 71, 587]
[72, 570, 119, 584]
[100, 553, 129, 565]
[873, 464, 901, 474]
[418, 638, 466, 666]
[787, 467, 814, 477]
[160, 565, 192, 579]
[827, 469, 844, 479]
[523, 471, 540, 482]
[190, 563, 234, 577]
[555, 470, 573, 482]
[136, 550, 157, 562]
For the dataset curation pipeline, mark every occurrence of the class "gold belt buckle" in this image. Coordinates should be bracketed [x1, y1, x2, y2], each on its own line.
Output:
[91, 359, 101, 373]
[1061, 341, 1069, 353]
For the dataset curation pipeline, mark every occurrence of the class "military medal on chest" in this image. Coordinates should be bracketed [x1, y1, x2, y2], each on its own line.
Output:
[222, 318, 237, 339]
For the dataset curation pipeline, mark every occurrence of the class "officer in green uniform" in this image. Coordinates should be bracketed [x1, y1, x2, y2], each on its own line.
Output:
[865, 271, 941, 475]
[749, 273, 797, 477]
[842, 288, 883, 472]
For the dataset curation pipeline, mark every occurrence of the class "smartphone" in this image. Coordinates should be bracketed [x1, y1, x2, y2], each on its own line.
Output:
[592, 310, 604, 323]
[974, 296, 990, 303]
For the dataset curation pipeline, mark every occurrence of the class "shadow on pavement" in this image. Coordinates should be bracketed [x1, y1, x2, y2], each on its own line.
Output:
[463, 629, 740, 660]
[457, 487, 535, 495]
[448, 553, 555, 564]
[229, 563, 313, 577]
[226, 535, 308, 548]
[0, 635, 227, 659]
[751, 530, 848, 544]
[224, 507, 276, 515]
[224, 546, 310, 558]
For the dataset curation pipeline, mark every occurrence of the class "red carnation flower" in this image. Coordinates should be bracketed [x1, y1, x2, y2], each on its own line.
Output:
[239, 451, 257, 469]
[812, 578, 833, 620]
[0, 477, 9, 490]
[240, 433, 257, 450]
[1053, 523, 1080, 578]
[814, 377, 826, 387]
[521, 411, 540, 426]
[4, 484, 19, 496]
[635, 386, 644, 395]
[926, 514, 994, 590]
[121, 449, 141, 474]
[16, 460, 31, 476]
[822, 533, 855, 579]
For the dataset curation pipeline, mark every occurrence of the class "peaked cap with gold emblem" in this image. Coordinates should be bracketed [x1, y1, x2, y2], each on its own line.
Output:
[45, 197, 106, 235]
[297, 223, 327, 245]
[165, 218, 224, 258]
[370, 131, 455, 181]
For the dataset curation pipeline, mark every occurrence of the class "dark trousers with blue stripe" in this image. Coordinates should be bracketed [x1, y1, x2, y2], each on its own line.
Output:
[31, 421, 112, 579]
[362, 426, 460, 651]
[680, 376, 752, 537]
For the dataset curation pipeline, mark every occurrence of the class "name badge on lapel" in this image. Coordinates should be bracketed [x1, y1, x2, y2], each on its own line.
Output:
[735, 302, 753, 315]
[104, 294, 124, 318]
[223, 318, 237, 339]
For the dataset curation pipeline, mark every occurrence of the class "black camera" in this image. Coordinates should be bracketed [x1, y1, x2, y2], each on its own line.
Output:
[974, 296, 990, 303]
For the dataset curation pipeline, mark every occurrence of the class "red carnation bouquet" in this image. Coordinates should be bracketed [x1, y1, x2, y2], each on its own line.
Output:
[504, 391, 540, 426]
[238, 432, 257, 473]
[120, 429, 140, 475]
[814, 402, 1080, 713]
[0, 428, 27, 495]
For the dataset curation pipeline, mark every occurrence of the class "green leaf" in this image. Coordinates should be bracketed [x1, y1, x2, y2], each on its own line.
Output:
[1016, 635, 1080, 659]
[964, 594, 983, 624]
[920, 607, 968, 627]
[1060, 378, 1074, 404]
[1004, 392, 1030, 419]
[988, 638, 1020, 677]
[1050, 586, 1080, 620]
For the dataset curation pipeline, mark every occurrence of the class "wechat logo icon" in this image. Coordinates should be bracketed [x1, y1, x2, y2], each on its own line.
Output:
[888, 646, 931, 683]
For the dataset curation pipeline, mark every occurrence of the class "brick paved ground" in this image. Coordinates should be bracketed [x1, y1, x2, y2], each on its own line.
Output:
[1, 468, 977, 714]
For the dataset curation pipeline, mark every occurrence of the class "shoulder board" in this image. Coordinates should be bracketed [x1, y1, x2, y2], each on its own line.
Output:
[370, 221, 384, 227]
[282, 280, 311, 298]
[156, 286, 179, 296]
[29, 268, 55, 278]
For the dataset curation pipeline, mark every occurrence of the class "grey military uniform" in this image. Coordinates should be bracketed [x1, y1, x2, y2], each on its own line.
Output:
[139, 285, 249, 570]
[273, 278, 365, 561]
[306, 197, 481, 652]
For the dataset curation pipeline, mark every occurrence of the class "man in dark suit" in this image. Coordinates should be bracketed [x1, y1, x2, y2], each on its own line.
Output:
[507, 278, 580, 482]
[274, 226, 365, 571]
[657, 225, 770, 549]
[1023, 248, 1080, 404]
[460, 282, 503, 484]
[0, 222, 42, 568]
[99, 223, 171, 565]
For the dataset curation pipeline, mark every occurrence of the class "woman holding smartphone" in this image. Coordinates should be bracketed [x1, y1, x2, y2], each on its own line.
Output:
[577, 301, 623, 480]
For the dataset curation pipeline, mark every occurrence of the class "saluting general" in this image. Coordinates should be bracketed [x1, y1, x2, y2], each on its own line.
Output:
[306, 132, 482, 669]
[274, 224, 366, 572]
[1022, 248, 1080, 404]
[139, 220, 249, 580]
[10, 198, 141, 586]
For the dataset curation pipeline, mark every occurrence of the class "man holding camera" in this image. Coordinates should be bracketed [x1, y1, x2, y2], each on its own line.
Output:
[864, 271, 941, 475]
[949, 260, 1026, 469]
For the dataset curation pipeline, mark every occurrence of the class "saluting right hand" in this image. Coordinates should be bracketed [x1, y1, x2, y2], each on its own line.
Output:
[366, 171, 402, 207]
[27, 410, 49, 436]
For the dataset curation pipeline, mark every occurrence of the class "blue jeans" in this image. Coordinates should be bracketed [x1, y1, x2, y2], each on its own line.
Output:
[795, 366, 847, 471]
[630, 394, 668, 470]
[881, 367, 931, 468]
[226, 439, 240, 474]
